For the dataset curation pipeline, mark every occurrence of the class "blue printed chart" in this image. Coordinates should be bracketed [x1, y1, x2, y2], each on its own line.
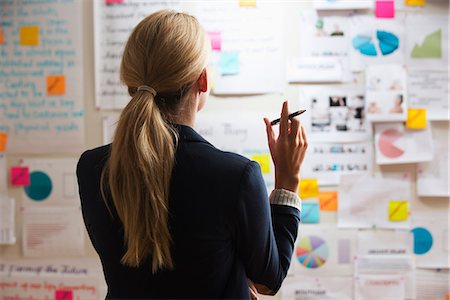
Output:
[352, 30, 399, 57]
[296, 235, 329, 269]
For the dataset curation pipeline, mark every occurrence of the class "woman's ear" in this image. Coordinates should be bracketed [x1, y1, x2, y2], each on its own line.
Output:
[197, 68, 208, 93]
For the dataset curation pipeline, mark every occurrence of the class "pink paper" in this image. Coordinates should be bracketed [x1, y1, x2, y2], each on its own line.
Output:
[209, 32, 222, 51]
[376, 0, 395, 18]
[10, 166, 30, 186]
[55, 290, 73, 300]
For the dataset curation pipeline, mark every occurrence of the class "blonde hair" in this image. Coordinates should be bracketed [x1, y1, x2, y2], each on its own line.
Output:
[102, 10, 209, 273]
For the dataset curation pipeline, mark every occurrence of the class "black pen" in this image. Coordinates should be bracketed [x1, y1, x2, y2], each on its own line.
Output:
[270, 109, 306, 126]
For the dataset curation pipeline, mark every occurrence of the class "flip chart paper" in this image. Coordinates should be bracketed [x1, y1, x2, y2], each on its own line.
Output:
[20, 26, 39, 46]
[299, 179, 319, 199]
[388, 201, 409, 221]
[10, 166, 30, 186]
[375, 1, 395, 18]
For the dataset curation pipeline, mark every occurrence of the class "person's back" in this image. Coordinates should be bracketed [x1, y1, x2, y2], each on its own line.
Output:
[77, 10, 308, 299]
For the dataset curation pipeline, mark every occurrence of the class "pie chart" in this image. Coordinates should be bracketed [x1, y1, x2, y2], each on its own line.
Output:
[296, 235, 328, 269]
[378, 128, 404, 158]
[352, 30, 399, 56]
[411, 227, 433, 255]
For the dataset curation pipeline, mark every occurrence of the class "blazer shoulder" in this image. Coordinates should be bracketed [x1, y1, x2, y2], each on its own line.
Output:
[77, 144, 111, 175]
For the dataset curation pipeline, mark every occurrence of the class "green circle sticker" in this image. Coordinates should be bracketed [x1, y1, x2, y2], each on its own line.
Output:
[24, 171, 53, 201]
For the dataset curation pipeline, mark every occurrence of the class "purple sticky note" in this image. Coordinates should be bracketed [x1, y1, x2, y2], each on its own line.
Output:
[10, 166, 30, 186]
[209, 32, 222, 51]
[376, 0, 395, 18]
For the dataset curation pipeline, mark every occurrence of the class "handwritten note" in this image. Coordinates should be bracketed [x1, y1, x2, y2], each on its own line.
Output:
[55, 290, 73, 300]
[301, 203, 320, 223]
[375, 1, 395, 18]
[319, 191, 338, 211]
[209, 32, 222, 51]
[406, 108, 427, 129]
[388, 200, 409, 221]
[220, 52, 240, 75]
[0, 133, 7, 152]
[405, 0, 425, 6]
[20, 26, 39, 46]
[10, 166, 30, 186]
[299, 179, 320, 198]
[0, 2, 84, 153]
[251, 154, 270, 174]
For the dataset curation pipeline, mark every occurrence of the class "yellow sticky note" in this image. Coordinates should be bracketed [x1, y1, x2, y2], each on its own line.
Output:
[240, 0, 256, 7]
[47, 75, 66, 95]
[20, 26, 39, 46]
[0, 27, 4, 45]
[406, 108, 427, 129]
[0, 132, 7, 152]
[299, 179, 319, 199]
[388, 200, 409, 221]
[405, 0, 425, 6]
[251, 154, 270, 174]
[319, 191, 338, 211]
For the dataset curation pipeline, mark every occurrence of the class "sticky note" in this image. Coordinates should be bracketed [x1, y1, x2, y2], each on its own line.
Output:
[105, 0, 124, 4]
[10, 166, 30, 186]
[446, 294, 450, 300]
[55, 290, 73, 300]
[47, 75, 66, 95]
[405, 0, 425, 6]
[319, 191, 338, 211]
[301, 203, 320, 223]
[0, 27, 4, 45]
[251, 154, 271, 174]
[0, 132, 7, 152]
[299, 179, 319, 199]
[209, 32, 221, 51]
[20, 26, 39, 46]
[388, 200, 409, 221]
[240, 0, 256, 7]
[375, 0, 395, 18]
[220, 52, 239, 76]
[406, 108, 427, 129]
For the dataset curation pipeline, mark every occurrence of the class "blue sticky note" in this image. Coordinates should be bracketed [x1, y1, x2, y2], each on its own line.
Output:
[301, 203, 320, 223]
[220, 52, 239, 75]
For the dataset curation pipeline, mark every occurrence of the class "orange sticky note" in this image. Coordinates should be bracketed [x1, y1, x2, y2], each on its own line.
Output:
[0, 132, 7, 152]
[388, 200, 409, 221]
[240, 0, 256, 7]
[0, 27, 4, 45]
[319, 191, 338, 211]
[406, 108, 427, 129]
[299, 179, 319, 199]
[446, 294, 450, 300]
[20, 26, 39, 46]
[405, 0, 425, 6]
[251, 154, 270, 174]
[47, 75, 66, 95]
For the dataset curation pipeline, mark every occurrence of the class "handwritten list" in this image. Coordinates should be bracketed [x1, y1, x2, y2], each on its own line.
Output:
[94, 0, 182, 109]
[0, 0, 83, 153]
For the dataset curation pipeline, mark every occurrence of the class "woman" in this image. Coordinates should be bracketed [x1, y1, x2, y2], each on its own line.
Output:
[77, 10, 308, 299]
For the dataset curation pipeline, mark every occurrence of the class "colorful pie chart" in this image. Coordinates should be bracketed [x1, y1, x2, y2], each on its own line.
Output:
[411, 227, 433, 255]
[296, 235, 328, 269]
[352, 30, 399, 56]
[378, 128, 404, 158]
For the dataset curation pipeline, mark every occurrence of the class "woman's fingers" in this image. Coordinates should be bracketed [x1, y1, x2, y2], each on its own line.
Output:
[279, 101, 289, 139]
[300, 124, 308, 148]
[264, 118, 275, 147]
[289, 117, 300, 141]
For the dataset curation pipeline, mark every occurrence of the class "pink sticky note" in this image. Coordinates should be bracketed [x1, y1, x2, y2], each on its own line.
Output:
[10, 166, 30, 186]
[376, 0, 395, 18]
[209, 32, 222, 51]
[55, 290, 73, 300]
[105, 0, 124, 4]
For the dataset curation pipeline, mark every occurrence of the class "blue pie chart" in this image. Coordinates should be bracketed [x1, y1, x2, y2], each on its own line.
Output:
[411, 227, 433, 255]
[352, 30, 399, 57]
[24, 171, 53, 201]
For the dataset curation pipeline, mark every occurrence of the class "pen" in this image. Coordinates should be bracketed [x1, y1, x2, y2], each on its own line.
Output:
[270, 109, 306, 126]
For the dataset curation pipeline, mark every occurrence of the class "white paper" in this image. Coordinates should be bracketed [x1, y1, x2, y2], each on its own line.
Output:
[290, 224, 357, 276]
[22, 206, 85, 257]
[0, 1, 84, 153]
[406, 15, 449, 69]
[357, 230, 413, 256]
[411, 212, 450, 268]
[0, 154, 6, 194]
[313, 0, 374, 10]
[365, 64, 407, 122]
[195, 1, 284, 95]
[354, 274, 406, 300]
[21, 159, 80, 206]
[415, 269, 450, 300]
[0, 196, 16, 245]
[103, 114, 120, 145]
[349, 16, 405, 72]
[287, 57, 351, 83]
[94, 0, 183, 109]
[301, 142, 373, 186]
[299, 86, 371, 143]
[408, 70, 450, 121]
[354, 255, 416, 299]
[281, 276, 353, 300]
[374, 123, 434, 165]
[338, 173, 412, 229]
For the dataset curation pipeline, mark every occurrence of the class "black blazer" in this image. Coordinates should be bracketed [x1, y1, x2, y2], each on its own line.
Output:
[77, 124, 300, 299]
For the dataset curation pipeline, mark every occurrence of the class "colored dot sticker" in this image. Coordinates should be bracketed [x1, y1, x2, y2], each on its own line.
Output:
[251, 154, 271, 174]
[24, 171, 52, 201]
[411, 227, 433, 255]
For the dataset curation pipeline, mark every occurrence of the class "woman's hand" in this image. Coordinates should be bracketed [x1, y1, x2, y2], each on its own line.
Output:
[264, 101, 308, 193]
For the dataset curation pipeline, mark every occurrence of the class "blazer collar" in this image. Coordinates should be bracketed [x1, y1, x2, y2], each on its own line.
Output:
[174, 124, 211, 144]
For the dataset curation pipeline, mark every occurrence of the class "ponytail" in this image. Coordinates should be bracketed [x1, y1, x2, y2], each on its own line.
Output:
[103, 90, 178, 272]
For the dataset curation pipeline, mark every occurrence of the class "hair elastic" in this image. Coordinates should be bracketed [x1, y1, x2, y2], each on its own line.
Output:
[137, 85, 157, 97]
